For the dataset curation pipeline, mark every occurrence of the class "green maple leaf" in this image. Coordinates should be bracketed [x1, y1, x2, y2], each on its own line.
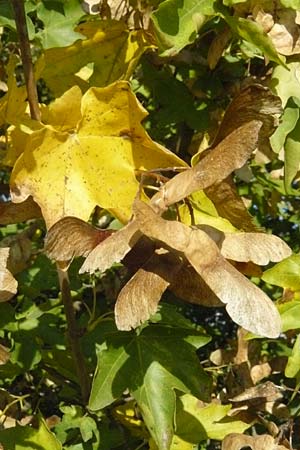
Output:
[89, 310, 211, 450]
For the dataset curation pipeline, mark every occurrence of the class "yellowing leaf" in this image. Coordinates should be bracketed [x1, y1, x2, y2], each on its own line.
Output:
[175, 394, 250, 442]
[40, 86, 82, 132]
[0, 247, 18, 302]
[178, 190, 237, 232]
[0, 56, 27, 127]
[38, 20, 153, 96]
[10, 82, 185, 228]
[4, 119, 43, 167]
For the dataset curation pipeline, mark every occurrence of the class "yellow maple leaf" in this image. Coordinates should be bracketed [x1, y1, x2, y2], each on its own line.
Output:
[37, 20, 154, 96]
[10, 81, 185, 228]
[4, 88, 81, 168]
[0, 56, 27, 127]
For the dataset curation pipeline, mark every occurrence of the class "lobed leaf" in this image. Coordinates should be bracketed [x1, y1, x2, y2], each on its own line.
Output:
[224, 16, 285, 67]
[38, 20, 153, 96]
[262, 255, 300, 290]
[175, 394, 250, 442]
[151, 0, 215, 56]
[10, 81, 185, 228]
[89, 321, 211, 450]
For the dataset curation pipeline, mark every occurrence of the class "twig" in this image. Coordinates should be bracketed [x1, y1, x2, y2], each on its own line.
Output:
[57, 266, 91, 403]
[11, 0, 40, 121]
[12, 0, 90, 403]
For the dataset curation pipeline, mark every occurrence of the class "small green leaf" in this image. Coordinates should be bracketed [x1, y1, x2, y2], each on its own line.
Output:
[285, 334, 300, 378]
[284, 116, 300, 193]
[89, 316, 211, 450]
[271, 62, 300, 108]
[270, 98, 299, 154]
[174, 394, 251, 442]
[151, 0, 216, 56]
[224, 16, 285, 67]
[278, 299, 300, 332]
[279, 0, 300, 8]
[262, 255, 300, 290]
[0, 416, 62, 450]
[35, 0, 85, 48]
[222, 0, 247, 4]
[0, 0, 36, 39]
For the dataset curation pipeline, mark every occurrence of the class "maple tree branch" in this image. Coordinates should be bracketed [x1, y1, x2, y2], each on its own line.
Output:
[57, 266, 91, 403]
[11, 0, 91, 404]
[11, 0, 40, 121]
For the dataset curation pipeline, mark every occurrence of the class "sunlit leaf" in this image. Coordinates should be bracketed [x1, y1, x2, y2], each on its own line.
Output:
[10, 81, 185, 228]
[271, 61, 300, 108]
[0, 56, 27, 127]
[38, 20, 153, 96]
[279, 0, 300, 7]
[151, 0, 215, 56]
[0, 416, 61, 450]
[270, 98, 299, 154]
[285, 333, 300, 378]
[262, 255, 300, 290]
[278, 299, 300, 332]
[224, 16, 285, 66]
[178, 190, 237, 232]
[175, 394, 250, 442]
[35, 0, 85, 48]
[284, 116, 300, 193]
